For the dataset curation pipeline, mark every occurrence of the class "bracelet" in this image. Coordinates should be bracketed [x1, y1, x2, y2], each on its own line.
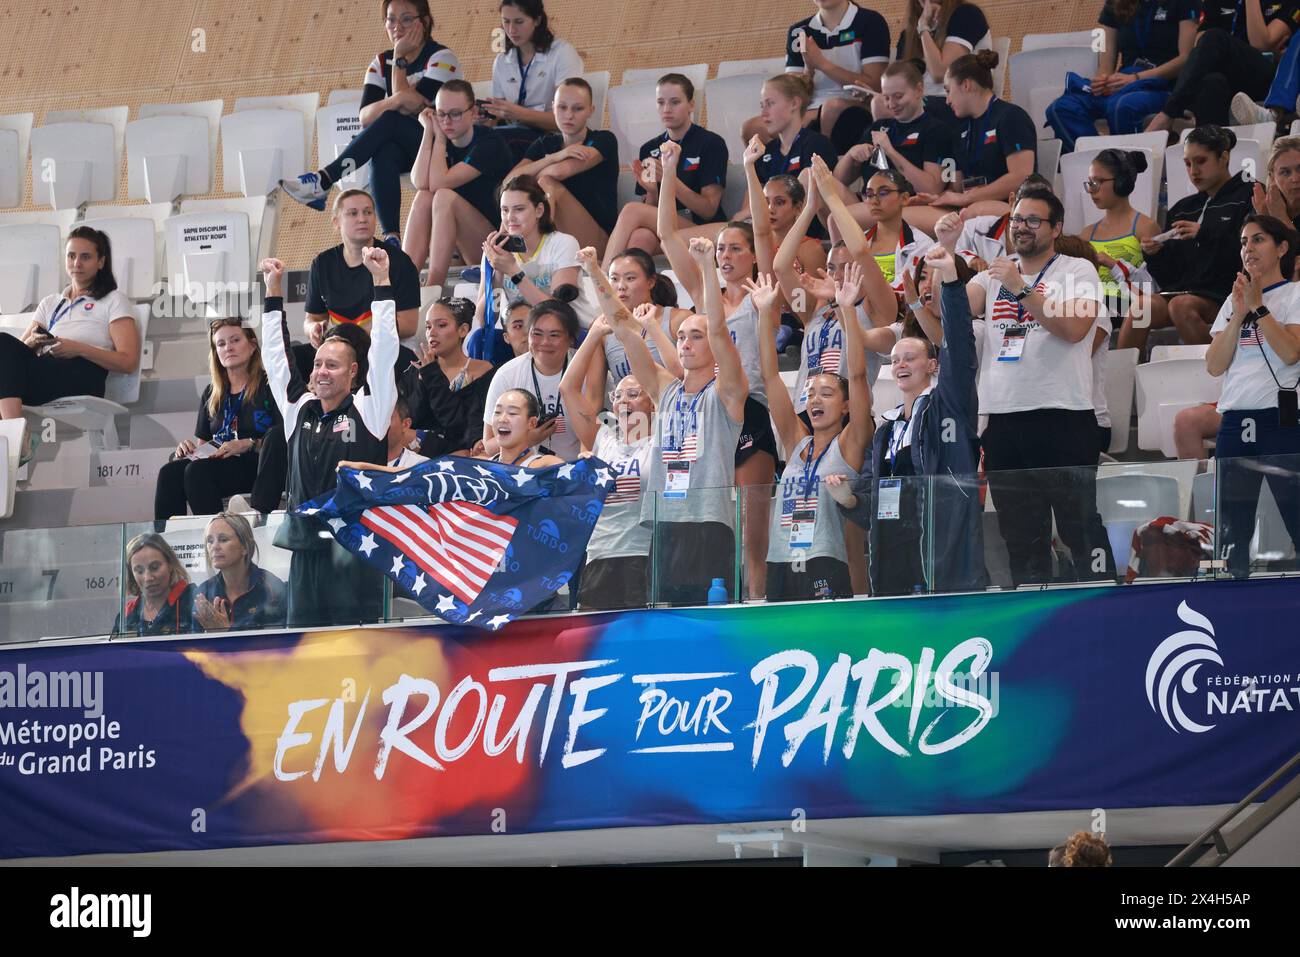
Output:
[908, 298, 925, 312]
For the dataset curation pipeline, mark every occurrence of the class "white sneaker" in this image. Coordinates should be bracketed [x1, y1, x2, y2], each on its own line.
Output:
[1231, 91, 1273, 127]
[279, 172, 327, 211]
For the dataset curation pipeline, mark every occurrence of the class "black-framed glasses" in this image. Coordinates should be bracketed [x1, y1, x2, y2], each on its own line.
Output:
[1009, 214, 1048, 229]
[435, 108, 472, 121]
[1083, 177, 1115, 193]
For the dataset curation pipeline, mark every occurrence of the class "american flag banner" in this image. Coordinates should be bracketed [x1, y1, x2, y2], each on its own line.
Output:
[296, 456, 614, 630]
[991, 282, 1046, 325]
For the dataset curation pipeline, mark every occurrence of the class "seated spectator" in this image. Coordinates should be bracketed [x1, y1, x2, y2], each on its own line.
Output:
[465, 296, 531, 364]
[595, 249, 688, 387]
[113, 533, 194, 637]
[1206, 214, 1300, 579]
[0, 226, 139, 464]
[385, 395, 431, 468]
[192, 513, 287, 632]
[300, 190, 422, 379]
[739, 0, 890, 149]
[510, 77, 620, 254]
[403, 81, 513, 288]
[477, 387, 565, 467]
[1252, 136, 1300, 240]
[751, 268, 873, 601]
[904, 51, 1034, 236]
[826, 245, 985, 595]
[482, 299, 592, 461]
[155, 318, 281, 522]
[280, 0, 460, 243]
[1174, 402, 1223, 462]
[738, 75, 838, 222]
[834, 61, 954, 203]
[560, 262, 658, 609]
[483, 0, 584, 158]
[400, 297, 496, 458]
[1120, 127, 1253, 350]
[1076, 149, 1161, 326]
[602, 74, 729, 266]
[894, 0, 992, 121]
[1046, 0, 1197, 151]
[1146, 0, 1299, 133]
[1058, 830, 1113, 867]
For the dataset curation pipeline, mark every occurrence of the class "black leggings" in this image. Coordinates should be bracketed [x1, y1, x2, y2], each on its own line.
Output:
[1160, 29, 1279, 127]
[0, 335, 107, 404]
[154, 452, 261, 521]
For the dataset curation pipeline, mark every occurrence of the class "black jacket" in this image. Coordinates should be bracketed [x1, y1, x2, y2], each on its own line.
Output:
[1146, 171, 1253, 302]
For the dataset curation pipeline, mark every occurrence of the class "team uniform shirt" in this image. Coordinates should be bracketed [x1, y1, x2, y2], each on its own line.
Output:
[490, 39, 584, 113]
[306, 243, 421, 329]
[603, 306, 672, 386]
[866, 222, 935, 298]
[641, 378, 742, 528]
[587, 424, 653, 561]
[193, 564, 287, 632]
[445, 125, 514, 225]
[955, 97, 1036, 190]
[1099, 0, 1200, 68]
[868, 111, 956, 174]
[524, 129, 621, 233]
[498, 230, 581, 300]
[1199, 1, 1300, 40]
[33, 288, 133, 351]
[389, 447, 429, 469]
[362, 40, 461, 107]
[194, 377, 281, 448]
[971, 254, 1105, 414]
[793, 306, 899, 412]
[637, 125, 730, 224]
[115, 583, 194, 638]
[262, 293, 399, 551]
[1210, 281, 1300, 411]
[785, 2, 891, 107]
[769, 434, 860, 564]
[754, 127, 839, 183]
[956, 213, 1011, 265]
[482, 351, 581, 460]
[894, 3, 992, 98]
[725, 295, 768, 408]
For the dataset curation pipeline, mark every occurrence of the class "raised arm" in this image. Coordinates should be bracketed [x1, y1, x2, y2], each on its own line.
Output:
[773, 169, 820, 324]
[743, 135, 774, 269]
[834, 260, 875, 468]
[558, 310, 609, 451]
[811, 154, 897, 327]
[636, 302, 685, 380]
[927, 246, 979, 426]
[692, 238, 747, 420]
[656, 138, 703, 309]
[355, 246, 401, 437]
[747, 273, 805, 457]
[258, 258, 308, 427]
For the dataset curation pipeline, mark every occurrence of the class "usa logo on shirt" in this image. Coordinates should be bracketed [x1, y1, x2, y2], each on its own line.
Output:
[683, 156, 700, 171]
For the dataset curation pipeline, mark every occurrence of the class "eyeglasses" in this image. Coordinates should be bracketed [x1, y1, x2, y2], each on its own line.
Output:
[435, 108, 472, 121]
[1083, 177, 1115, 193]
[1009, 214, 1049, 229]
[384, 14, 418, 27]
[610, 388, 644, 402]
[861, 187, 901, 200]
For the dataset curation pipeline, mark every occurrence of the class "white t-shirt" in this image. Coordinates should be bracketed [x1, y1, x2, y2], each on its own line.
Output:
[491, 40, 584, 115]
[587, 424, 653, 561]
[389, 448, 429, 469]
[499, 231, 581, 300]
[1210, 281, 1300, 411]
[34, 289, 133, 351]
[482, 350, 581, 460]
[971, 255, 1104, 415]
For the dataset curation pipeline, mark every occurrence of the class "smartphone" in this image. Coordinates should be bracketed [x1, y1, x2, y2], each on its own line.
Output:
[475, 98, 495, 116]
[1280, 389, 1299, 428]
[497, 234, 527, 253]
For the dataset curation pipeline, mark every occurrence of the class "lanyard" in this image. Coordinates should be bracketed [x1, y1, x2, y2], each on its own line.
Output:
[515, 47, 535, 106]
[887, 415, 914, 472]
[800, 438, 832, 497]
[669, 378, 714, 451]
[530, 354, 567, 416]
[1015, 253, 1060, 322]
[48, 295, 90, 332]
[218, 390, 244, 440]
[815, 310, 838, 361]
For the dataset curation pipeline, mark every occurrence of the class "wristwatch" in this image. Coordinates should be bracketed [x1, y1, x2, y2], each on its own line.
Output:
[394, 56, 409, 70]
[510, 270, 526, 285]
[1012, 285, 1032, 302]
[1247, 305, 1270, 324]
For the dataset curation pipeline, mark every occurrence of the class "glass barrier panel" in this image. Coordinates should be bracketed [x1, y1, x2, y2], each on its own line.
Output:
[0, 522, 125, 644]
[1213, 452, 1300, 582]
[648, 483, 741, 608]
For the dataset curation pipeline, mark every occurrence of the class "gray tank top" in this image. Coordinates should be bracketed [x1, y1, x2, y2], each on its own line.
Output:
[602, 305, 671, 389]
[640, 377, 743, 528]
[767, 433, 860, 564]
[725, 294, 767, 408]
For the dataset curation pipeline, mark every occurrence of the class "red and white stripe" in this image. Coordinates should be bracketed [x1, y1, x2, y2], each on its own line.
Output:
[814, 347, 842, 376]
[360, 501, 518, 605]
[662, 433, 699, 463]
[608, 473, 642, 504]
[780, 495, 818, 527]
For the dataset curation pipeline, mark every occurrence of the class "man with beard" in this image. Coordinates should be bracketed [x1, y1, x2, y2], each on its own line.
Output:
[965, 188, 1115, 586]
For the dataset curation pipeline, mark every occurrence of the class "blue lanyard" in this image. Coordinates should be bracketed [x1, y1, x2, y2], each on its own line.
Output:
[1016, 253, 1060, 322]
[48, 295, 90, 332]
[218, 390, 244, 440]
[669, 378, 713, 451]
[1262, 279, 1291, 293]
[800, 438, 832, 497]
[515, 47, 535, 106]
[530, 355, 567, 417]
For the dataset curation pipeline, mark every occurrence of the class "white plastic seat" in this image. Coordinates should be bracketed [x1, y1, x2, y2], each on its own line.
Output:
[327, 89, 364, 108]
[79, 216, 159, 301]
[220, 109, 307, 197]
[1074, 132, 1170, 184]
[1105, 347, 1139, 455]
[705, 74, 765, 157]
[471, 79, 493, 101]
[30, 122, 117, 209]
[1029, 87, 1063, 140]
[1061, 147, 1156, 233]
[717, 58, 786, 79]
[616, 168, 638, 210]
[1021, 31, 1097, 51]
[991, 37, 1011, 96]
[0, 223, 61, 313]
[722, 165, 748, 222]
[0, 113, 33, 208]
[138, 99, 224, 171]
[872, 377, 903, 422]
[1036, 137, 1061, 180]
[0, 418, 23, 519]
[1009, 47, 1099, 114]
[622, 64, 709, 109]
[1179, 122, 1274, 156]
[1135, 357, 1222, 456]
[126, 114, 211, 202]
[1151, 343, 1210, 363]
[232, 93, 320, 163]
[164, 210, 252, 315]
[1193, 461, 1295, 562]
[1165, 139, 1263, 208]
[1096, 471, 1182, 568]
[580, 70, 611, 128]
[43, 106, 129, 174]
[315, 103, 369, 189]
[608, 81, 663, 166]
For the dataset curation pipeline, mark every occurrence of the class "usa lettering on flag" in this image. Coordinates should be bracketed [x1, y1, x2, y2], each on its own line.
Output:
[297, 455, 614, 630]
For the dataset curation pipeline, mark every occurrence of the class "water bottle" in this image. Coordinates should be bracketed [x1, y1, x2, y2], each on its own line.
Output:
[707, 578, 728, 605]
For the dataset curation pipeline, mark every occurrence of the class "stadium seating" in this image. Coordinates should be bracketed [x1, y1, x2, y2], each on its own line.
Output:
[1165, 138, 1263, 208]
[125, 114, 212, 203]
[0, 223, 62, 313]
[30, 120, 118, 209]
[622, 64, 710, 114]
[1060, 146, 1157, 233]
[706, 73, 766, 156]
[581, 70, 611, 128]
[1020, 31, 1097, 51]
[1104, 348, 1139, 456]
[220, 108, 308, 198]
[138, 99, 224, 163]
[1136, 357, 1222, 458]
[716, 58, 786, 79]
[1096, 471, 1182, 568]
[79, 216, 159, 301]
[1009, 46, 1100, 119]
[316, 102, 370, 190]
[0, 112, 33, 208]
[608, 81, 662, 166]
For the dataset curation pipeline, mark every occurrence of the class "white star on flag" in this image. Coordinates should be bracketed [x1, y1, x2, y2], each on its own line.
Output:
[557, 463, 576, 479]
[302, 507, 319, 515]
[488, 614, 511, 630]
[390, 555, 405, 576]
[437, 460, 456, 472]
[513, 470, 534, 486]
[475, 465, 495, 477]
[356, 472, 374, 491]
[436, 593, 456, 612]
[595, 467, 613, 486]
[358, 533, 378, 556]
[327, 517, 346, 532]
[412, 573, 427, 595]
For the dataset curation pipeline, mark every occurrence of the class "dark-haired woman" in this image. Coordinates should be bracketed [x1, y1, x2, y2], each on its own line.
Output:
[895, 0, 991, 123]
[154, 318, 281, 521]
[484, 0, 584, 158]
[1146, 0, 1300, 133]
[602, 74, 730, 268]
[906, 50, 1035, 237]
[1047, 0, 1197, 151]
[0, 226, 139, 462]
[1206, 214, 1300, 578]
[401, 297, 496, 457]
[1077, 149, 1162, 327]
[476, 387, 565, 467]
[113, 533, 194, 637]
[597, 248, 689, 387]
[1121, 127, 1254, 349]
[280, 0, 461, 243]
